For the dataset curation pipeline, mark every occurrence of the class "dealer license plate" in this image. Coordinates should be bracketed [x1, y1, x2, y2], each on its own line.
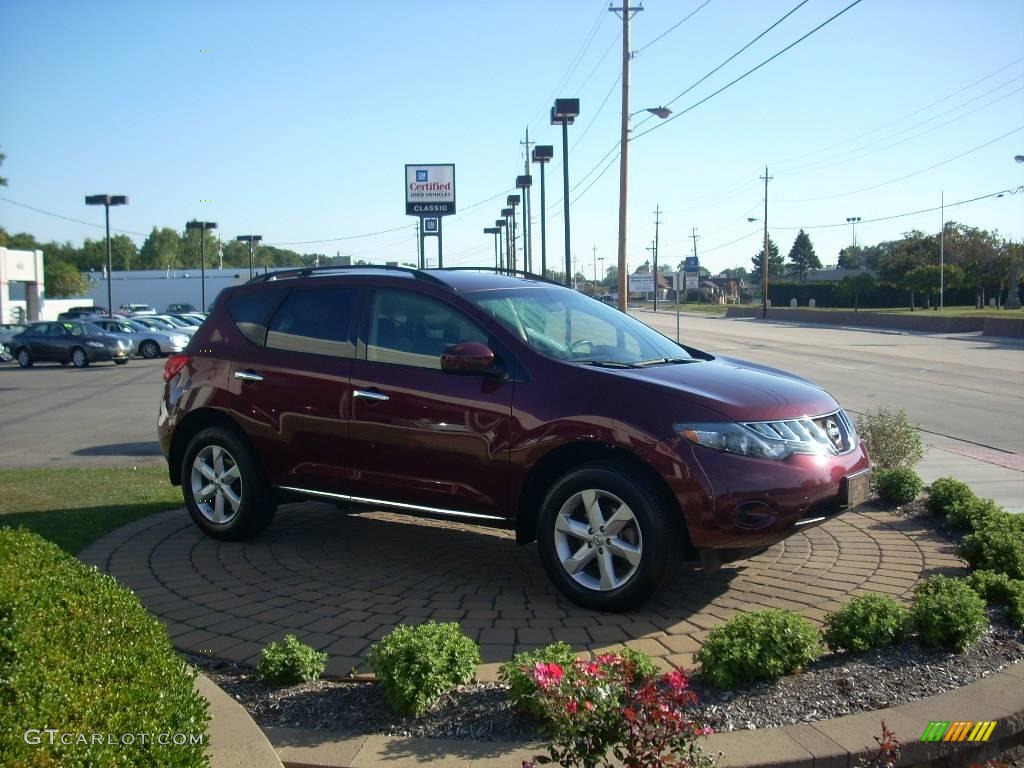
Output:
[843, 469, 871, 508]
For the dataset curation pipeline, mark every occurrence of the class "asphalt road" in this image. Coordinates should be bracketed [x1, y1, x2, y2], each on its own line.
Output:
[635, 311, 1024, 455]
[0, 317, 1020, 469]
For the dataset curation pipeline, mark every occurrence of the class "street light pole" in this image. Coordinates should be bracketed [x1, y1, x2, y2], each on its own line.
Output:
[84, 194, 128, 314]
[236, 235, 262, 280]
[501, 208, 515, 273]
[186, 220, 217, 310]
[507, 195, 520, 273]
[551, 99, 580, 286]
[495, 219, 507, 273]
[652, 204, 662, 312]
[532, 145, 553, 278]
[760, 167, 772, 319]
[516, 176, 532, 273]
[846, 216, 861, 248]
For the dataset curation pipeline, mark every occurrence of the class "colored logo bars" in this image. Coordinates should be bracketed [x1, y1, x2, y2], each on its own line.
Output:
[920, 721, 996, 743]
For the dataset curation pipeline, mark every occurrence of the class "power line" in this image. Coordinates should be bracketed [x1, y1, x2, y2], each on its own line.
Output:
[634, 0, 714, 55]
[631, 0, 864, 143]
[778, 124, 1024, 203]
[267, 223, 415, 246]
[0, 196, 150, 237]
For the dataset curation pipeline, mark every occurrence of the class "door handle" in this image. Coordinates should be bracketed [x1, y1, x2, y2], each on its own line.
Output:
[354, 389, 389, 402]
[234, 370, 264, 382]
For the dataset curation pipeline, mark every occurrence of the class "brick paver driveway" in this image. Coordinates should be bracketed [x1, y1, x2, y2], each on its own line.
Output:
[80, 503, 965, 677]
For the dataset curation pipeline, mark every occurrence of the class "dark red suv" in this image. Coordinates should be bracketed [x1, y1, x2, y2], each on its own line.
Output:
[158, 267, 869, 610]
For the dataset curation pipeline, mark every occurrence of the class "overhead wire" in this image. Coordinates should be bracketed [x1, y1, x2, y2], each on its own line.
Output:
[634, 0, 715, 56]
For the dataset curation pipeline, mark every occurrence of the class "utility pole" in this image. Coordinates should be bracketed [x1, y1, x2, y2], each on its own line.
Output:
[521, 128, 535, 273]
[652, 204, 662, 311]
[760, 166, 772, 319]
[611, 2, 642, 312]
[592, 245, 598, 286]
[690, 227, 699, 305]
[940, 190, 945, 311]
[645, 241, 656, 305]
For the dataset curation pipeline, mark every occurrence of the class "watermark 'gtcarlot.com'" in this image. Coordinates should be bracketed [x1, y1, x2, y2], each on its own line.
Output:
[24, 729, 205, 747]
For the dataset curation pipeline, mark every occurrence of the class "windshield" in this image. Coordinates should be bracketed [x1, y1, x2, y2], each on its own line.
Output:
[137, 317, 175, 330]
[467, 288, 692, 366]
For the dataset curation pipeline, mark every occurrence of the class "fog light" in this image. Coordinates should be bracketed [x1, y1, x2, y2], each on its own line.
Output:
[734, 501, 774, 530]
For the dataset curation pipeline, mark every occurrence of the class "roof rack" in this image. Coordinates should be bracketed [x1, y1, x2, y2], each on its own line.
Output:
[246, 264, 449, 287]
[434, 266, 565, 287]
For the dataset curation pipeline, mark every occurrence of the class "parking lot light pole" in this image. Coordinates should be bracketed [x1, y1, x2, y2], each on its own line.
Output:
[845, 216, 861, 248]
[551, 99, 579, 286]
[516, 176, 532, 273]
[506, 195, 520, 273]
[495, 219, 508, 273]
[532, 145, 553, 277]
[484, 227, 501, 271]
[186, 220, 217, 310]
[84, 194, 128, 314]
[236, 235, 262, 280]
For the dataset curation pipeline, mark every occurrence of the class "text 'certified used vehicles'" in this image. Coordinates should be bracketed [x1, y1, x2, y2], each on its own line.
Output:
[159, 267, 870, 610]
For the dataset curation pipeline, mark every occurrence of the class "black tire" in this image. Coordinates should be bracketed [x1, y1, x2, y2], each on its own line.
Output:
[16, 348, 32, 368]
[181, 426, 275, 540]
[113, 358, 129, 365]
[70, 347, 89, 368]
[537, 462, 675, 611]
[140, 340, 160, 359]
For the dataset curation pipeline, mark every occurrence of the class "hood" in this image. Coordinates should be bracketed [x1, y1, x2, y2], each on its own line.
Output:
[616, 357, 839, 422]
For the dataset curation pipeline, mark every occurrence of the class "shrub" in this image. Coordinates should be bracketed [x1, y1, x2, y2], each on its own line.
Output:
[258, 634, 327, 687]
[695, 610, 822, 689]
[0, 527, 208, 767]
[874, 468, 924, 507]
[965, 570, 1020, 606]
[948, 497, 1006, 534]
[960, 512, 1024, 580]
[925, 477, 976, 517]
[527, 654, 715, 768]
[500, 641, 578, 719]
[368, 621, 479, 716]
[909, 575, 988, 651]
[1007, 584, 1024, 630]
[823, 593, 908, 653]
[856, 408, 924, 471]
[615, 645, 661, 682]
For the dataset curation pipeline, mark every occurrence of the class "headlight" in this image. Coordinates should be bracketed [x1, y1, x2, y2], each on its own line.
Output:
[674, 422, 793, 460]
[86, 341, 105, 349]
[171, 335, 188, 345]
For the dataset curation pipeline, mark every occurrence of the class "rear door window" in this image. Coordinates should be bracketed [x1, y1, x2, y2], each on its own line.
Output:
[266, 286, 357, 358]
[227, 289, 286, 346]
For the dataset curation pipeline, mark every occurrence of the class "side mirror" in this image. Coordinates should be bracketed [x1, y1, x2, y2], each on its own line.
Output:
[441, 341, 496, 375]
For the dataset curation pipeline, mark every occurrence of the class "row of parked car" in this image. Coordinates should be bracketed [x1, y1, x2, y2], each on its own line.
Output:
[0, 305, 207, 368]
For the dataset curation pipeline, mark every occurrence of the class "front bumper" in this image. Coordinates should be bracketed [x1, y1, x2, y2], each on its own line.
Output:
[676, 441, 871, 550]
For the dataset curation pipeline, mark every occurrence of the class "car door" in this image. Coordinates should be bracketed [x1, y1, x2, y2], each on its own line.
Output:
[226, 284, 360, 492]
[38, 323, 71, 361]
[345, 287, 515, 519]
[18, 324, 50, 359]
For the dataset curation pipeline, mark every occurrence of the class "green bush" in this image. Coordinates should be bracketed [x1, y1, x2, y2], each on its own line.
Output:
[0, 527, 208, 767]
[948, 497, 1005, 533]
[695, 610, 822, 689]
[1006, 585, 1024, 630]
[874, 468, 924, 507]
[823, 593, 909, 653]
[615, 645, 660, 681]
[965, 570, 1020, 606]
[856, 408, 925, 471]
[926, 477, 976, 517]
[368, 621, 480, 716]
[258, 634, 327, 687]
[909, 575, 988, 651]
[960, 512, 1024, 580]
[499, 641, 578, 719]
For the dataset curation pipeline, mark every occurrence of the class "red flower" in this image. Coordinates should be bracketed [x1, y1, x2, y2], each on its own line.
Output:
[665, 669, 688, 691]
[566, 698, 579, 714]
[584, 700, 595, 712]
[532, 662, 565, 689]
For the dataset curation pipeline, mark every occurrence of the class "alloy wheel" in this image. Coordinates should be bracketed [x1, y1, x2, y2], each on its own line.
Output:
[553, 489, 643, 592]
[190, 445, 244, 525]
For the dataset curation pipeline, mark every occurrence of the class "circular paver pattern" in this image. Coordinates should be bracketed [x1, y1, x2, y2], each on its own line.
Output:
[79, 503, 966, 677]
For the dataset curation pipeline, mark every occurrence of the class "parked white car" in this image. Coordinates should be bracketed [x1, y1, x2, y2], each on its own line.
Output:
[92, 318, 190, 358]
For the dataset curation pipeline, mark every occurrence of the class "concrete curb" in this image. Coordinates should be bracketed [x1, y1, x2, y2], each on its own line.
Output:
[196, 673, 284, 768]
[257, 661, 1024, 768]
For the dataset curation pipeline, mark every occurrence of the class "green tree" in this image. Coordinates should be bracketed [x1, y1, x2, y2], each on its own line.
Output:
[905, 264, 963, 309]
[0, 149, 7, 186]
[138, 227, 182, 270]
[180, 228, 222, 270]
[751, 236, 783, 286]
[44, 260, 88, 298]
[787, 229, 821, 281]
[719, 266, 749, 281]
[835, 271, 877, 311]
[81, 235, 138, 271]
[945, 224, 1008, 307]
[879, 230, 936, 309]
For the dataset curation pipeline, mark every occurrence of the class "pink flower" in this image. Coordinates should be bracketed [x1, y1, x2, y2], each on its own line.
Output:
[665, 669, 688, 691]
[584, 700, 595, 712]
[532, 662, 564, 689]
[566, 698, 579, 714]
[596, 653, 620, 665]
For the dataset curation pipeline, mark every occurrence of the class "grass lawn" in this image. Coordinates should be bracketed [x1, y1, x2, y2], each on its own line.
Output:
[0, 466, 182, 554]
[772, 305, 1020, 318]
[635, 303, 728, 314]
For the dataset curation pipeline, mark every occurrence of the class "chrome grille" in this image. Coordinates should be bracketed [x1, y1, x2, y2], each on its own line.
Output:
[742, 409, 857, 455]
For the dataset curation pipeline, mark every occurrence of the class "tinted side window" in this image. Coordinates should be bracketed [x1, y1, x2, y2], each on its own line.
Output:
[266, 286, 356, 358]
[366, 290, 487, 370]
[227, 289, 285, 346]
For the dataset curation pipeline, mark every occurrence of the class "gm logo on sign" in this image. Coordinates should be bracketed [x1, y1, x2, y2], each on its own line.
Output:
[416, 170, 428, 182]
[920, 721, 996, 742]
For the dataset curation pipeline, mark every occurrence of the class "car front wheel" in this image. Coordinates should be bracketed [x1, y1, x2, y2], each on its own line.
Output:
[182, 427, 275, 540]
[537, 463, 675, 611]
[140, 340, 160, 359]
[16, 348, 32, 368]
[71, 347, 88, 368]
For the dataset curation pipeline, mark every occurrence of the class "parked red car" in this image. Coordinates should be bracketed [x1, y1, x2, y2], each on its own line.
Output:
[158, 267, 869, 610]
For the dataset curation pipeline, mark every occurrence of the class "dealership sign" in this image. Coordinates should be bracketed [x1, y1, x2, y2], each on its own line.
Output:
[629, 274, 655, 292]
[405, 164, 456, 216]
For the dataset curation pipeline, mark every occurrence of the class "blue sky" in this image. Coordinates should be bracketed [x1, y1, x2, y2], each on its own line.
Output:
[2, 0, 1022, 277]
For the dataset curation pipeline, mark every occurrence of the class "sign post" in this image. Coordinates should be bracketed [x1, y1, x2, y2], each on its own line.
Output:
[406, 164, 456, 268]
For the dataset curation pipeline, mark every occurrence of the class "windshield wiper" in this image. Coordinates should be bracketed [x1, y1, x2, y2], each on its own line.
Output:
[634, 357, 698, 367]
[574, 359, 638, 369]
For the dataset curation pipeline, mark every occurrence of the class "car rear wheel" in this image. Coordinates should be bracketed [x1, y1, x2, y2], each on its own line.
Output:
[140, 340, 160, 359]
[182, 427, 276, 540]
[113, 358, 128, 365]
[537, 462, 674, 611]
[16, 348, 32, 368]
[71, 347, 88, 368]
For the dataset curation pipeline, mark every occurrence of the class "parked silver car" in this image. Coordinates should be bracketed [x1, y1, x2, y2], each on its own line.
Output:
[92, 318, 190, 358]
[129, 315, 198, 338]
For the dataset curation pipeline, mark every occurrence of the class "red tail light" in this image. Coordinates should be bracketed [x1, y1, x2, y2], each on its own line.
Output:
[163, 354, 191, 382]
